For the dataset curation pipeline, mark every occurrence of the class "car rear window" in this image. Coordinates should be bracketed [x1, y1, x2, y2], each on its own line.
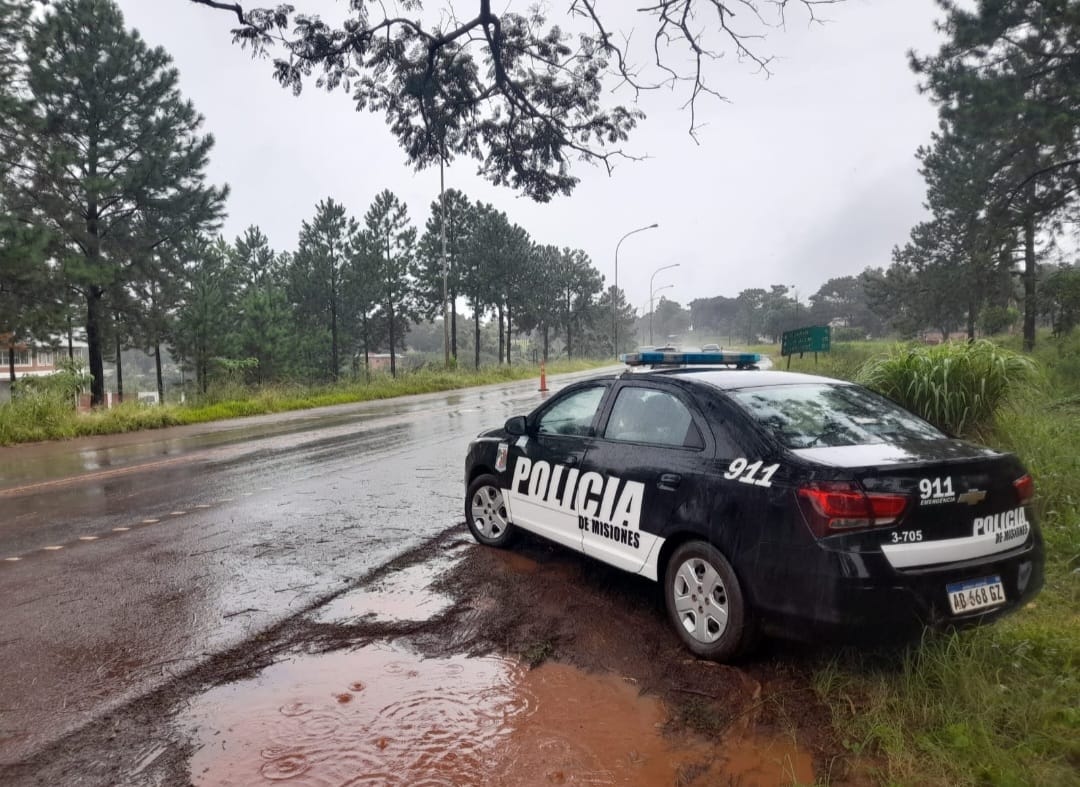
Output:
[731, 383, 945, 448]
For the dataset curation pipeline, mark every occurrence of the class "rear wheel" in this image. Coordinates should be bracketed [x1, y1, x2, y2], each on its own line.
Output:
[465, 474, 516, 548]
[664, 540, 754, 661]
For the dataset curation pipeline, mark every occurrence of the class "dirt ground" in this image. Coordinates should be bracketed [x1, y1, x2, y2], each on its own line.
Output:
[2, 525, 876, 786]
[419, 530, 867, 785]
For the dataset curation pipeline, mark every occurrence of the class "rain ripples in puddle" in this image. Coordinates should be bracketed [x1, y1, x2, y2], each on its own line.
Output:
[186, 645, 530, 787]
[183, 644, 813, 786]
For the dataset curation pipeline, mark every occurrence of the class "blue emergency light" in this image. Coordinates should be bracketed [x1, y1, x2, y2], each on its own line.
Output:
[619, 351, 761, 367]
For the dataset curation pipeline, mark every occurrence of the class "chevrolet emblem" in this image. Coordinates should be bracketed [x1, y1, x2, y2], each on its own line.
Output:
[957, 489, 987, 506]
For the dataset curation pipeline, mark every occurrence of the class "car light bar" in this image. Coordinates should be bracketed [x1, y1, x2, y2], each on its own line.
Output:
[619, 351, 761, 367]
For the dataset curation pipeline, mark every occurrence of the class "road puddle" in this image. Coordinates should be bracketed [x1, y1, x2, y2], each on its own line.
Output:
[312, 548, 466, 625]
[185, 644, 525, 786]
[712, 736, 815, 785]
[183, 644, 813, 786]
[493, 551, 540, 574]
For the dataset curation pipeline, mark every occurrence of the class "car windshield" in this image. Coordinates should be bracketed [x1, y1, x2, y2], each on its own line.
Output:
[731, 383, 945, 449]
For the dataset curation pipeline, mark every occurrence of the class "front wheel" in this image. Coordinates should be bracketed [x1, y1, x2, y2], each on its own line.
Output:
[465, 474, 516, 548]
[664, 540, 755, 661]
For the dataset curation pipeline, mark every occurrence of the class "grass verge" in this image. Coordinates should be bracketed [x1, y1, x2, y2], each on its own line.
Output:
[778, 336, 1080, 786]
[0, 359, 609, 446]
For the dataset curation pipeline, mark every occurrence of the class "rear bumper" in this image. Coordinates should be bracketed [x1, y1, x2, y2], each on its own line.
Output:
[750, 536, 1045, 643]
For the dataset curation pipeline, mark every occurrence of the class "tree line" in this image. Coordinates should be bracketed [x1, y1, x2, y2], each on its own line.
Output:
[0, 0, 636, 405]
[173, 192, 636, 397]
[872, 0, 1080, 348]
[7, 1, 1077, 410]
[682, 277, 887, 347]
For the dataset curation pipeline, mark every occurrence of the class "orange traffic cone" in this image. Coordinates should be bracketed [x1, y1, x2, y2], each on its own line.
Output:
[539, 361, 548, 392]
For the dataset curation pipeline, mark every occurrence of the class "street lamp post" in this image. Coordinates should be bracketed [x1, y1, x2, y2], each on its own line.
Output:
[613, 223, 659, 358]
[649, 263, 680, 345]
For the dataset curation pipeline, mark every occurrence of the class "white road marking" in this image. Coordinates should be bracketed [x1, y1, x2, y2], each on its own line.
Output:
[194, 504, 211, 509]
[241, 492, 254, 497]
[43, 545, 64, 551]
[142, 519, 160, 524]
[4, 557, 21, 562]
[170, 511, 186, 516]
[79, 536, 98, 541]
[113, 527, 130, 532]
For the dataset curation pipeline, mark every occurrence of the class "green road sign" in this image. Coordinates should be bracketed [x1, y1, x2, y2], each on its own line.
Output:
[781, 326, 831, 357]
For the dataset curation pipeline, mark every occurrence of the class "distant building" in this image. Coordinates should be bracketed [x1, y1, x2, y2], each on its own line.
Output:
[366, 353, 394, 372]
[0, 334, 89, 403]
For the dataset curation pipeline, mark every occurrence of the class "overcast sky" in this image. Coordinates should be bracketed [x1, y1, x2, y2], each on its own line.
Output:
[114, 0, 944, 313]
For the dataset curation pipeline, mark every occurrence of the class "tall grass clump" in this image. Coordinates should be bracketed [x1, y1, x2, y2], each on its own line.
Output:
[855, 340, 1039, 436]
[0, 389, 78, 443]
[0, 358, 91, 443]
[1033, 328, 1080, 396]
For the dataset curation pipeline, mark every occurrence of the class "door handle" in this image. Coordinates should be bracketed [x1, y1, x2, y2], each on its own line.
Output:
[658, 473, 681, 490]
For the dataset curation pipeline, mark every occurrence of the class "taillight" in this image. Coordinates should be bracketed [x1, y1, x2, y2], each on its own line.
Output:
[797, 481, 908, 538]
[1014, 474, 1035, 505]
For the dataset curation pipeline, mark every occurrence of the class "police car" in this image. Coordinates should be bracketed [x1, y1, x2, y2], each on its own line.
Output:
[463, 352, 1044, 660]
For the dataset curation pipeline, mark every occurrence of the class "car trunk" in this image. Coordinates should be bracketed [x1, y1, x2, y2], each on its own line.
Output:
[791, 440, 1032, 566]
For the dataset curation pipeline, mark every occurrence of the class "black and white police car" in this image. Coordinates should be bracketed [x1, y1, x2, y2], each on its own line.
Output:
[463, 351, 1045, 660]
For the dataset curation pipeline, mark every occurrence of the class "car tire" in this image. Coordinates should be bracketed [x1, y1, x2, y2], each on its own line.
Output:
[664, 540, 755, 661]
[465, 474, 516, 548]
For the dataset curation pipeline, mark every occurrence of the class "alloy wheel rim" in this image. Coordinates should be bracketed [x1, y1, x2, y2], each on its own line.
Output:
[672, 557, 729, 643]
[471, 485, 508, 539]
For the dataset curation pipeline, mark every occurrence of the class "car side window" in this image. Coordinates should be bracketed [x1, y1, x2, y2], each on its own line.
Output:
[604, 387, 703, 449]
[536, 386, 606, 436]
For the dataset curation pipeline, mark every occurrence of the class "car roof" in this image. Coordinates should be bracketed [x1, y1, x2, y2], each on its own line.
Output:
[621, 368, 847, 391]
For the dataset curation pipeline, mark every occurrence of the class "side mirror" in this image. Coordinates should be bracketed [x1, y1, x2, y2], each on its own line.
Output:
[505, 415, 527, 436]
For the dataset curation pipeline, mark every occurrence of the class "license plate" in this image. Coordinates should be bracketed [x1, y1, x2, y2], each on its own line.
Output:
[946, 575, 1006, 615]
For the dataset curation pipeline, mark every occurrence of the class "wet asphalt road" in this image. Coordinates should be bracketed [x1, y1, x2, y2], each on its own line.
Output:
[0, 368, 614, 765]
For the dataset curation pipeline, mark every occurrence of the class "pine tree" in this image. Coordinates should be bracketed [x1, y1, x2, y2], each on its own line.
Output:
[0, 219, 56, 382]
[290, 198, 359, 381]
[415, 188, 473, 360]
[172, 236, 239, 395]
[912, 0, 1080, 349]
[555, 248, 602, 360]
[461, 203, 503, 368]
[232, 227, 291, 383]
[363, 190, 418, 378]
[5, 0, 226, 405]
[497, 222, 532, 365]
[0, 0, 61, 374]
[343, 231, 383, 379]
[515, 243, 562, 363]
[736, 289, 767, 345]
[589, 286, 636, 357]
